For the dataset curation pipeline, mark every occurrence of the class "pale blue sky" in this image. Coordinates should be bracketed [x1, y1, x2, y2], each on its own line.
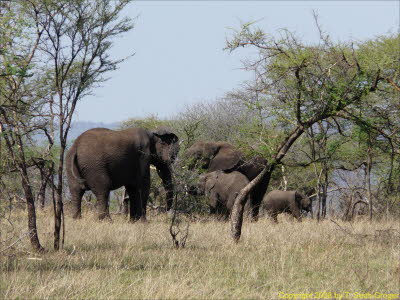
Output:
[75, 1, 399, 123]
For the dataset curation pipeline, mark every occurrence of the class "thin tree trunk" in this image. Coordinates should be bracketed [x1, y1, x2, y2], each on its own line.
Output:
[315, 166, 322, 222]
[38, 171, 49, 209]
[321, 167, 328, 218]
[321, 190, 327, 218]
[343, 194, 353, 221]
[316, 184, 321, 221]
[387, 141, 395, 194]
[54, 148, 65, 250]
[21, 168, 44, 252]
[366, 140, 373, 220]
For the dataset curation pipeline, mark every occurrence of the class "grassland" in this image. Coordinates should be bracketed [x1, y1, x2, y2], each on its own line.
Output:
[1, 208, 399, 299]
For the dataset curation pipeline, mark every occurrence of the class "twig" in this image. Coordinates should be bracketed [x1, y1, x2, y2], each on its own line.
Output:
[330, 219, 353, 235]
[309, 188, 341, 199]
[0, 231, 31, 254]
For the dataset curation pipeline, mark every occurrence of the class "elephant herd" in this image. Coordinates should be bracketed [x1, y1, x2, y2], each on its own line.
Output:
[66, 127, 312, 223]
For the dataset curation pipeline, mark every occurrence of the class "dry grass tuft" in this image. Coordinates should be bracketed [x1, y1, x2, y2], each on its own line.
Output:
[1, 208, 399, 299]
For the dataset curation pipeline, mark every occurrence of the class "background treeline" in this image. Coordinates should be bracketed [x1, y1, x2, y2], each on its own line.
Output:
[1, 0, 399, 251]
[121, 81, 400, 221]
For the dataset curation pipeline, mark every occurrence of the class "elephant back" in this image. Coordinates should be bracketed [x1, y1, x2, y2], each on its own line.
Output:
[263, 190, 295, 210]
[236, 156, 267, 181]
[208, 142, 243, 172]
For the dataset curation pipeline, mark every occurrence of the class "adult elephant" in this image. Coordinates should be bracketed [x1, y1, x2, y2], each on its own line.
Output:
[261, 190, 312, 223]
[184, 141, 268, 220]
[198, 170, 251, 219]
[66, 127, 179, 221]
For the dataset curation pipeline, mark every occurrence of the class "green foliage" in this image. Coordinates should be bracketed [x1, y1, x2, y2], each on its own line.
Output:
[120, 114, 172, 131]
[358, 34, 400, 79]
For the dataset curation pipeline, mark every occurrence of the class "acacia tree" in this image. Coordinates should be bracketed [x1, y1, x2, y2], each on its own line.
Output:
[23, 0, 134, 249]
[0, 1, 51, 251]
[226, 21, 399, 241]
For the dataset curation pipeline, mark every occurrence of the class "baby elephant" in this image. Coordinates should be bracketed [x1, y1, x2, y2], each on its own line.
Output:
[199, 171, 251, 219]
[262, 190, 311, 223]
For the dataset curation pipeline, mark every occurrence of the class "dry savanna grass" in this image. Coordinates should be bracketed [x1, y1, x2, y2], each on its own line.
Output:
[1, 207, 399, 299]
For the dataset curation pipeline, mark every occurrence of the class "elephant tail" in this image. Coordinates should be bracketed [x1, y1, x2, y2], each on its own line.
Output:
[70, 150, 86, 188]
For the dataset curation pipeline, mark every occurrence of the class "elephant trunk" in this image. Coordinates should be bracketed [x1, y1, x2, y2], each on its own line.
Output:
[156, 162, 174, 211]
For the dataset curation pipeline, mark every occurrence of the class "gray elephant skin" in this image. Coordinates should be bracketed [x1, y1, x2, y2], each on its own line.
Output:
[66, 127, 179, 221]
[262, 190, 312, 223]
[198, 171, 251, 219]
[184, 141, 268, 220]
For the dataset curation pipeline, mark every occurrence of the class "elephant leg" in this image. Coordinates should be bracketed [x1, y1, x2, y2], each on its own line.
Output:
[250, 174, 270, 221]
[223, 210, 230, 221]
[127, 187, 140, 222]
[207, 190, 219, 216]
[269, 211, 278, 223]
[290, 204, 302, 222]
[249, 188, 263, 222]
[215, 194, 226, 219]
[92, 190, 111, 220]
[220, 204, 230, 221]
[140, 171, 150, 219]
[70, 186, 85, 219]
[209, 206, 216, 215]
[273, 214, 278, 223]
[216, 207, 226, 221]
[127, 187, 147, 222]
[292, 210, 302, 222]
[89, 175, 112, 220]
[216, 205, 226, 220]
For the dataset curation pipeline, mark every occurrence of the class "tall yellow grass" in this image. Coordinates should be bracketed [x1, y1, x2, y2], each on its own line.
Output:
[1, 208, 399, 299]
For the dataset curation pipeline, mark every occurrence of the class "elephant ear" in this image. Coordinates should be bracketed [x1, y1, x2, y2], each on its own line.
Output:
[208, 143, 242, 172]
[301, 193, 311, 209]
[295, 191, 308, 208]
[152, 127, 180, 164]
[294, 191, 302, 207]
[203, 172, 218, 196]
[153, 127, 178, 144]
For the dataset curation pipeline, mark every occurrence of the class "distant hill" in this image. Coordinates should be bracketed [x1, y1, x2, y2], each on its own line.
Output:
[68, 121, 121, 141]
